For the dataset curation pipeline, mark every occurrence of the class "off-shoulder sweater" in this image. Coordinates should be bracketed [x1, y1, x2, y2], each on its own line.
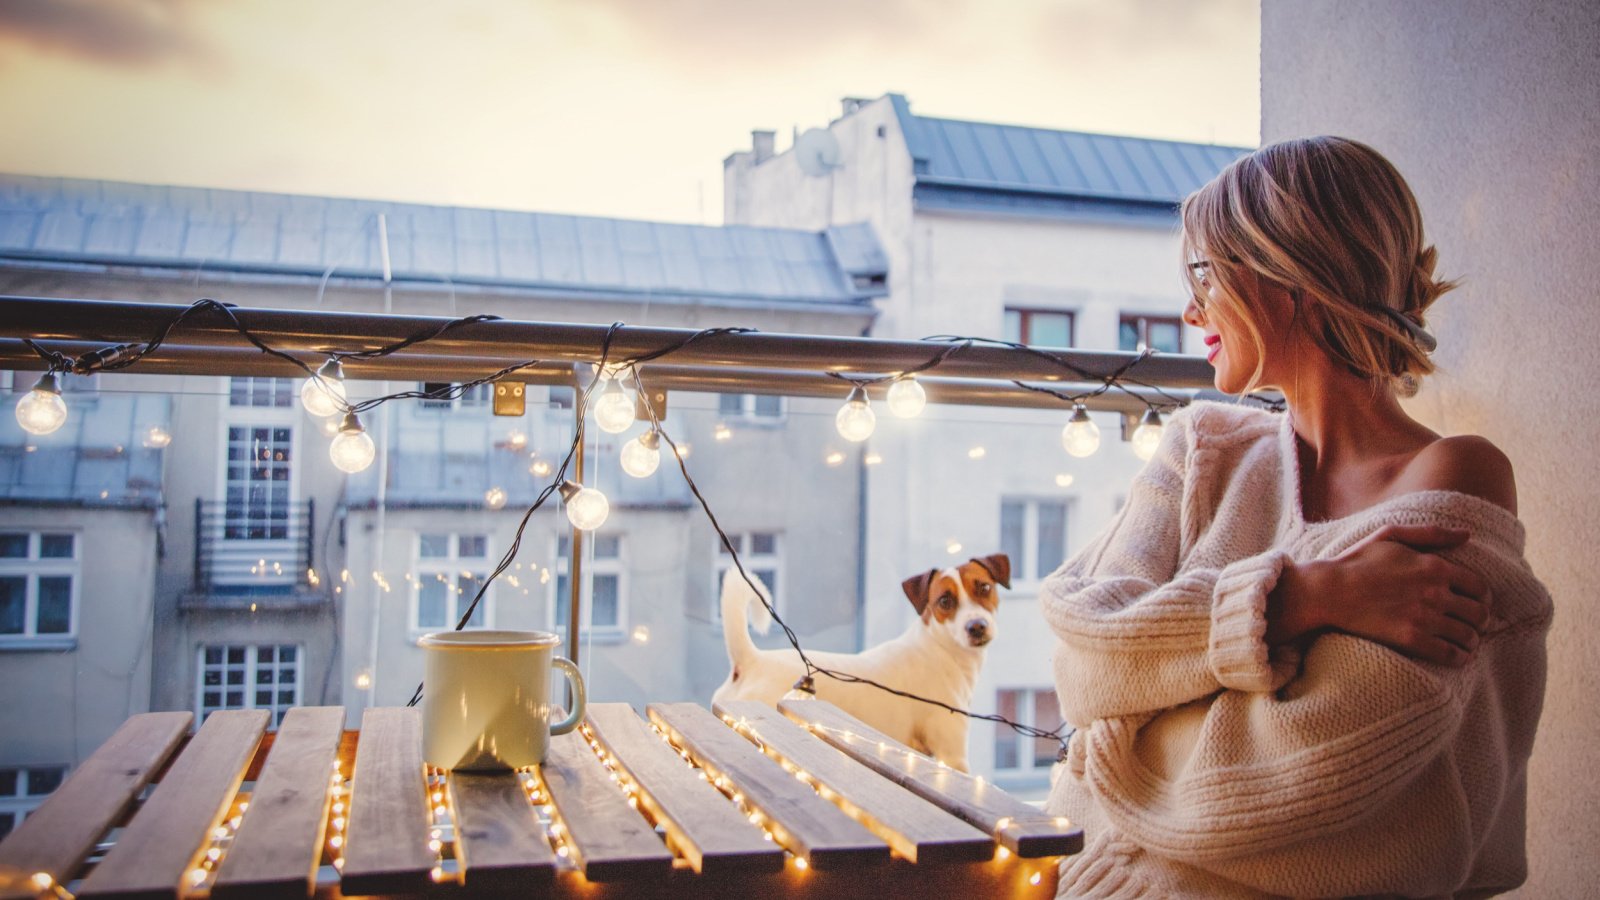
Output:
[1040, 401, 1552, 899]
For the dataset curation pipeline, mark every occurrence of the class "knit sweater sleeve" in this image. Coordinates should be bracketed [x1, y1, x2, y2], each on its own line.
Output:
[1039, 406, 1298, 726]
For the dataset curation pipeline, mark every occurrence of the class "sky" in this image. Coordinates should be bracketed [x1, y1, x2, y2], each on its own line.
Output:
[0, 0, 1259, 225]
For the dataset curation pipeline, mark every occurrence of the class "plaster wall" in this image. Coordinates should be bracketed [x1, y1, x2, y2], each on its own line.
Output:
[1261, 1, 1600, 892]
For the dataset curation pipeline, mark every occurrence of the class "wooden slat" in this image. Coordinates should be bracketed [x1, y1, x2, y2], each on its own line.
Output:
[0, 712, 192, 900]
[715, 700, 994, 864]
[338, 707, 432, 896]
[779, 699, 1083, 857]
[584, 704, 784, 875]
[540, 730, 674, 881]
[79, 710, 269, 900]
[211, 707, 345, 900]
[447, 773, 555, 891]
[647, 703, 888, 871]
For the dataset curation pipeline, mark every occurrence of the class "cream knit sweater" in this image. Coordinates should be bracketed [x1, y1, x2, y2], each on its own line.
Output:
[1041, 401, 1552, 899]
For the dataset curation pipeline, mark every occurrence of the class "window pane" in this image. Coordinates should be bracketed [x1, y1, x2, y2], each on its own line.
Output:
[547, 386, 574, 409]
[259, 646, 275, 663]
[999, 502, 1026, 577]
[0, 577, 24, 634]
[419, 534, 451, 558]
[1002, 309, 1022, 344]
[0, 812, 13, 839]
[592, 575, 619, 627]
[39, 534, 73, 558]
[1147, 320, 1182, 353]
[0, 534, 26, 558]
[1036, 502, 1067, 580]
[593, 535, 620, 559]
[718, 394, 744, 415]
[1033, 690, 1064, 768]
[417, 581, 447, 629]
[753, 394, 783, 417]
[751, 533, 777, 555]
[1118, 318, 1140, 352]
[0, 769, 16, 796]
[554, 576, 570, 628]
[1031, 312, 1072, 348]
[420, 382, 452, 409]
[36, 577, 71, 634]
[278, 646, 296, 663]
[754, 568, 778, 605]
[994, 689, 1020, 770]
[457, 535, 487, 558]
[458, 575, 486, 628]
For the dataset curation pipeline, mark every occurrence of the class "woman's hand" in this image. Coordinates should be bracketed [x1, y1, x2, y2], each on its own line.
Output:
[1266, 524, 1492, 666]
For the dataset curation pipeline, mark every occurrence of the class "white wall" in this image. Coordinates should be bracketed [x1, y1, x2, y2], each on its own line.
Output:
[1261, 1, 1600, 893]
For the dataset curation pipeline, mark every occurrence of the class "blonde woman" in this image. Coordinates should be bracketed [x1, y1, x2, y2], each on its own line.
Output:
[1041, 137, 1551, 898]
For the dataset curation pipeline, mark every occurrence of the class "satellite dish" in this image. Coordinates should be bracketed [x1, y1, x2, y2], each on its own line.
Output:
[793, 127, 843, 177]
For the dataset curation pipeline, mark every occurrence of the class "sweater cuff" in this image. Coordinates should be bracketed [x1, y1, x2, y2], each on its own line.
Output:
[1208, 549, 1299, 692]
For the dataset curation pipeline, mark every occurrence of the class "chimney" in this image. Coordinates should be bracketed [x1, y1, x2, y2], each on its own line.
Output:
[751, 130, 776, 164]
[841, 97, 871, 116]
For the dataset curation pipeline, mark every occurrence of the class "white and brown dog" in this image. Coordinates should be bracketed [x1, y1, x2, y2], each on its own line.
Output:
[711, 554, 1010, 772]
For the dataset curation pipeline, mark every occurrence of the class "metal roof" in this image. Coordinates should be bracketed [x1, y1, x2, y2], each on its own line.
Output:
[0, 175, 887, 308]
[886, 94, 1252, 222]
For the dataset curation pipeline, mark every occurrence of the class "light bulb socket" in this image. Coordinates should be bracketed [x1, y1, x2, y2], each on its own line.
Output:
[316, 358, 346, 381]
[1069, 403, 1091, 424]
[338, 412, 364, 435]
[639, 429, 661, 451]
[31, 372, 62, 395]
[845, 385, 868, 406]
[558, 480, 581, 502]
[1139, 408, 1163, 428]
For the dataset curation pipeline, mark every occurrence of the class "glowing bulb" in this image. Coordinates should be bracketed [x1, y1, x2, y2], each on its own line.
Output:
[484, 487, 507, 509]
[631, 625, 651, 644]
[329, 413, 376, 473]
[142, 425, 172, 448]
[529, 456, 552, 477]
[560, 480, 609, 531]
[886, 377, 926, 418]
[1131, 409, 1164, 461]
[321, 416, 341, 437]
[620, 429, 661, 478]
[946, 540, 963, 555]
[300, 359, 347, 417]
[864, 452, 883, 466]
[1054, 473, 1075, 488]
[593, 380, 636, 434]
[505, 429, 527, 450]
[1060, 404, 1101, 458]
[355, 670, 372, 690]
[834, 386, 875, 442]
[15, 373, 67, 435]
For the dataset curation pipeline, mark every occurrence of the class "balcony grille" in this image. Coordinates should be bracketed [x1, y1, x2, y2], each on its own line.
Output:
[193, 498, 314, 596]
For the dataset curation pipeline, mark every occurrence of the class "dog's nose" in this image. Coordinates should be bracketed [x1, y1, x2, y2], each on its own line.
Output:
[966, 620, 990, 645]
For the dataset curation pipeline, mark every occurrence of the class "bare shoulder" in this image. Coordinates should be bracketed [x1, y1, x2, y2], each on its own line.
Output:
[1405, 434, 1518, 515]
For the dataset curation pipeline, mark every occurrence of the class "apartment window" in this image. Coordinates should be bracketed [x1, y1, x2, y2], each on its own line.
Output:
[414, 533, 492, 631]
[229, 377, 294, 408]
[224, 426, 294, 540]
[718, 393, 785, 421]
[546, 386, 575, 410]
[553, 534, 624, 634]
[0, 765, 67, 839]
[712, 532, 782, 622]
[1004, 308, 1075, 347]
[1119, 314, 1184, 354]
[0, 532, 77, 641]
[994, 687, 1064, 772]
[1000, 499, 1068, 583]
[418, 382, 491, 411]
[198, 644, 301, 727]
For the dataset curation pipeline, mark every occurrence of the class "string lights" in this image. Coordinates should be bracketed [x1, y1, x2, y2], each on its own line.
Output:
[1060, 404, 1100, 458]
[621, 428, 663, 478]
[329, 412, 376, 473]
[14, 372, 66, 435]
[593, 378, 637, 433]
[299, 358, 347, 417]
[834, 385, 876, 442]
[559, 480, 610, 531]
[1130, 409, 1165, 461]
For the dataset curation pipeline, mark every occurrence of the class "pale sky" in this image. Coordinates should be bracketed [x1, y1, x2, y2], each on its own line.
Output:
[0, 0, 1259, 224]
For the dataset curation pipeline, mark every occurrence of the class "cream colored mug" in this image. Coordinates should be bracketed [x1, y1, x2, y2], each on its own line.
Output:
[418, 630, 587, 771]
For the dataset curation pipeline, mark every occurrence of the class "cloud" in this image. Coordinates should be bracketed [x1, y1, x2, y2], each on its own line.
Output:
[0, 0, 209, 67]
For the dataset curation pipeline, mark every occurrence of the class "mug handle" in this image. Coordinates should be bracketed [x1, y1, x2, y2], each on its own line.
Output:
[550, 656, 586, 735]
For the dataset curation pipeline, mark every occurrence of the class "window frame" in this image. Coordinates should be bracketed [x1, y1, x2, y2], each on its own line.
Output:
[195, 643, 303, 729]
[0, 530, 80, 646]
[711, 532, 784, 623]
[410, 532, 496, 634]
[417, 382, 492, 412]
[1003, 307, 1076, 348]
[550, 533, 628, 638]
[227, 376, 295, 409]
[991, 686, 1064, 775]
[999, 497, 1071, 585]
[1118, 313, 1185, 354]
[717, 393, 787, 424]
[0, 764, 69, 838]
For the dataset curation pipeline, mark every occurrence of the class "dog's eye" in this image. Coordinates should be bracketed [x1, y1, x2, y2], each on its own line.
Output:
[975, 582, 991, 596]
[938, 593, 956, 609]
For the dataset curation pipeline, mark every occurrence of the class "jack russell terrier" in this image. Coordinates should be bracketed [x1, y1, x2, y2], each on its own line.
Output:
[711, 554, 1010, 772]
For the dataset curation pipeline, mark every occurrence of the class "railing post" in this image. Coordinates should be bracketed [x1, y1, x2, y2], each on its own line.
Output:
[305, 497, 316, 588]
[192, 497, 203, 591]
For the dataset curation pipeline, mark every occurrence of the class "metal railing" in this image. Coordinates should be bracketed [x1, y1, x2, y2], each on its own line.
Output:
[193, 498, 315, 596]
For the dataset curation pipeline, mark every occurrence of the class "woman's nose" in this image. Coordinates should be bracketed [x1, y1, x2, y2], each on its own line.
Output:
[1182, 295, 1205, 328]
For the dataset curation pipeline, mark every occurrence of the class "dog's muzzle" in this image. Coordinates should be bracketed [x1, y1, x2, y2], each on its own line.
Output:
[965, 620, 992, 647]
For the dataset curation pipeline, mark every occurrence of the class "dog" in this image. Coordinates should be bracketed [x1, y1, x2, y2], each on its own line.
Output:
[711, 554, 1010, 772]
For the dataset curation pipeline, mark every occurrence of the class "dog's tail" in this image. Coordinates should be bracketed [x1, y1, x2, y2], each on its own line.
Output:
[720, 568, 773, 669]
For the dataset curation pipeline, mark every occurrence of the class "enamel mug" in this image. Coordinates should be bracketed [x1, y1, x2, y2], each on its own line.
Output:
[418, 629, 587, 770]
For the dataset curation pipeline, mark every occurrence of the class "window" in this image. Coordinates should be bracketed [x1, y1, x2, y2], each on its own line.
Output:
[553, 534, 625, 635]
[718, 393, 785, 421]
[229, 377, 294, 408]
[1004, 308, 1075, 347]
[993, 688, 1064, 773]
[546, 386, 575, 410]
[197, 644, 300, 727]
[224, 426, 294, 540]
[712, 532, 782, 622]
[0, 531, 78, 642]
[0, 765, 67, 839]
[413, 533, 492, 631]
[1000, 499, 1068, 583]
[1118, 314, 1184, 354]
[418, 382, 491, 411]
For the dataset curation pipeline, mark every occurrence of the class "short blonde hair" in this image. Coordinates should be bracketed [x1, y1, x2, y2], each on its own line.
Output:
[1180, 136, 1455, 396]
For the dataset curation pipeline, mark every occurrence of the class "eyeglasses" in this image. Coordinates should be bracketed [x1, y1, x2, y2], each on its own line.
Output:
[1187, 261, 1214, 310]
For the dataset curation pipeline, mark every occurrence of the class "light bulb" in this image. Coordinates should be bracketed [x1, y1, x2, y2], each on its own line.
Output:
[593, 381, 636, 434]
[329, 413, 376, 473]
[142, 425, 172, 449]
[559, 481, 609, 531]
[886, 377, 926, 418]
[529, 457, 552, 478]
[15, 373, 67, 435]
[484, 487, 507, 509]
[300, 359, 347, 418]
[505, 429, 527, 451]
[1131, 409, 1164, 461]
[1060, 404, 1101, 458]
[834, 386, 875, 442]
[620, 430, 661, 478]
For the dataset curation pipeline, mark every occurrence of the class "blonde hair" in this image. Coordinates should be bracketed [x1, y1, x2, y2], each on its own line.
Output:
[1180, 136, 1455, 397]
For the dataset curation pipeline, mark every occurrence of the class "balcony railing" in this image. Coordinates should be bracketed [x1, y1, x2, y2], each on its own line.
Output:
[193, 498, 315, 598]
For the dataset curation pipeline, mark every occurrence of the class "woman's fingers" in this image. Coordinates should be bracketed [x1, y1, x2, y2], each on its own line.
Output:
[1433, 615, 1481, 654]
[1415, 634, 1474, 667]
[1442, 592, 1493, 631]
[1437, 558, 1490, 602]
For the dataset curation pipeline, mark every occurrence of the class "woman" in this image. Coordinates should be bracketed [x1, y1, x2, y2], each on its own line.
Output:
[1041, 137, 1551, 898]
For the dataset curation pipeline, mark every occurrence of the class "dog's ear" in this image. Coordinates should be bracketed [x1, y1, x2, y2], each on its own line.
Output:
[973, 553, 1011, 589]
[901, 568, 938, 616]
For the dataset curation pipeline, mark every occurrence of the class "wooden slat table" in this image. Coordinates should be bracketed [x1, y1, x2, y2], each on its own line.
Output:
[0, 701, 1079, 898]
